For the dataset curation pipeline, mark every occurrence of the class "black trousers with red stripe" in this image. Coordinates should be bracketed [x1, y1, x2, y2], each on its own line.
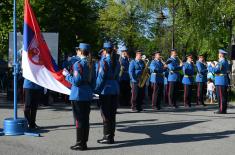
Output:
[216, 85, 228, 113]
[168, 82, 178, 107]
[196, 82, 205, 105]
[163, 84, 169, 105]
[24, 88, 43, 127]
[131, 83, 145, 111]
[100, 95, 118, 139]
[72, 101, 90, 143]
[119, 80, 131, 106]
[151, 83, 163, 109]
[184, 84, 192, 107]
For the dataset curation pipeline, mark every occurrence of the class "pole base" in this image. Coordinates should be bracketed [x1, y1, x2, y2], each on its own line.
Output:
[3, 118, 27, 136]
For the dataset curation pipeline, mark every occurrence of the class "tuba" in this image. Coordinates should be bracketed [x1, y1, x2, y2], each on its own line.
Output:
[138, 58, 150, 88]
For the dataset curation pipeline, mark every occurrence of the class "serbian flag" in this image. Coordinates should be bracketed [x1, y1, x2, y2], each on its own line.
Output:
[22, 0, 71, 95]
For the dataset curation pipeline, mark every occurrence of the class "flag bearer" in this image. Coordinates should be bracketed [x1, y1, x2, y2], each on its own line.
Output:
[63, 43, 93, 151]
[95, 42, 120, 144]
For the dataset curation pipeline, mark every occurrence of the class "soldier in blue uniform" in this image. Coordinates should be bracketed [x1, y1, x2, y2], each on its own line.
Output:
[23, 79, 44, 129]
[182, 54, 194, 107]
[95, 42, 120, 144]
[149, 51, 167, 110]
[196, 54, 207, 106]
[119, 46, 131, 106]
[65, 47, 81, 73]
[167, 49, 183, 108]
[129, 50, 145, 112]
[63, 43, 93, 150]
[209, 49, 229, 114]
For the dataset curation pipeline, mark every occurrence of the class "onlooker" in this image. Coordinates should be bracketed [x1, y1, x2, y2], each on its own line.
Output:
[207, 78, 216, 104]
[207, 61, 215, 81]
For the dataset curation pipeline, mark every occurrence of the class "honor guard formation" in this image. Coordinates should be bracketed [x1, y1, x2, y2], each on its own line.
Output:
[23, 42, 230, 151]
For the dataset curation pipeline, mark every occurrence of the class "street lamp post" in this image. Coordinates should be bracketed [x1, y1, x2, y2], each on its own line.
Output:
[172, 0, 175, 49]
[157, 8, 166, 51]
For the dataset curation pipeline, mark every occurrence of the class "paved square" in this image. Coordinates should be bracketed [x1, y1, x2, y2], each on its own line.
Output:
[1, 102, 235, 155]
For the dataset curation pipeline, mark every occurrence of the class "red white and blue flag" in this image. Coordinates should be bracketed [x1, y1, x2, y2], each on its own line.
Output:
[22, 0, 71, 95]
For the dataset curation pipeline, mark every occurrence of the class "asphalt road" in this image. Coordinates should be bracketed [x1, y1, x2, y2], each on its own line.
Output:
[0, 101, 235, 155]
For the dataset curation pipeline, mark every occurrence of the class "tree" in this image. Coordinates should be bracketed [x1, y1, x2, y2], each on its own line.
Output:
[97, 0, 154, 56]
[0, 0, 13, 60]
[0, 0, 101, 62]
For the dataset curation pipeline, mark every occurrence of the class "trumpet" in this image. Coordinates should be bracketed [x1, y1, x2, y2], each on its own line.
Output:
[176, 56, 183, 66]
[160, 56, 172, 67]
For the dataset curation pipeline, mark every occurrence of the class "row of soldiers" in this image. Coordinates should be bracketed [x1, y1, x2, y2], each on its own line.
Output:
[22, 41, 229, 151]
[119, 48, 229, 114]
[63, 42, 229, 150]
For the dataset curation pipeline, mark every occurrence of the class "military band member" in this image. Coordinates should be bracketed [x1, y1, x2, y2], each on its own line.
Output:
[209, 49, 229, 114]
[167, 49, 183, 108]
[129, 50, 145, 112]
[149, 51, 167, 110]
[182, 54, 194, 107]
[119, 46, 131, 106]
[23, 79, 43, 129]
[196, 54, 207, 106]
[63, 43, 93, 150]
[95, 42, 120, 144]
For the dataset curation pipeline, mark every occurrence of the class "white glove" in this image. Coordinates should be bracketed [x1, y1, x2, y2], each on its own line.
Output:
[93, 94, 99, 97]
[62, 69, 69, 76]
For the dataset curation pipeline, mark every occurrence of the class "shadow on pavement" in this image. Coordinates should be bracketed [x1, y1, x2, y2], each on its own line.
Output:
[90, 119, 158, 127]
[89, 120, 235, 150]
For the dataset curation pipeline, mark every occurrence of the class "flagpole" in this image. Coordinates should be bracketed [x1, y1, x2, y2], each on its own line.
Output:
[13, 0, 18, 120]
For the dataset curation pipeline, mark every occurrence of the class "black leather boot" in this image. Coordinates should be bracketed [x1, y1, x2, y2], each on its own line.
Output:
[71, 128, 87, 151]
[29, 107, 39, 129]
[24, 109, 31, 127]
[97, 123, 114, 144]
[97, 135, 114, 144]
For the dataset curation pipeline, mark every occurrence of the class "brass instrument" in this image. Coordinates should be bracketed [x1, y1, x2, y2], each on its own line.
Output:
[160, 56, 172, 67]
[138, 58, 150, 88]
[119, 56, 124, 77]
[119, 65, 124, 77]
[176, 56, 183, 66]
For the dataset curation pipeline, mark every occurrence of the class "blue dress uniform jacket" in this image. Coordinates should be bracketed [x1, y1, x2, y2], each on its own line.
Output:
[167, 57, 182, 82]
[95, 55, 120, 95]
[66, 57, 93, 101]
[208, 59, 229, 86]
[182, 62, 194, 85]
[119, 57, 130, 81]
[23, 79, 43, 90]
[149, 59, 165, 83]
[129, 59, 145, 83]
[69, 56, 80, 67]
[196, 61, 207, 82]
